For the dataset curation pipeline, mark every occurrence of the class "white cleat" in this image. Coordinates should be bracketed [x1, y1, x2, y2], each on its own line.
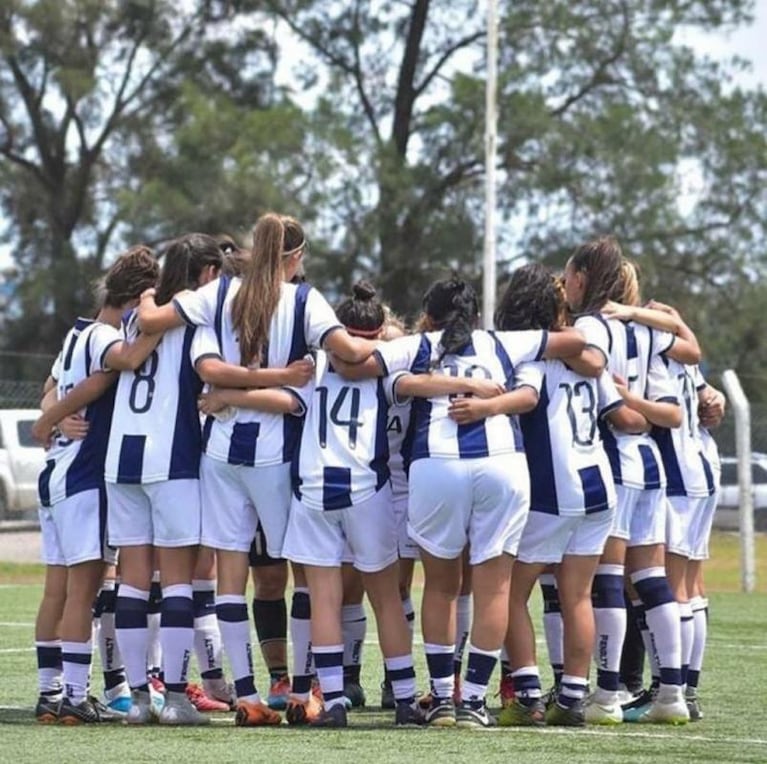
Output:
[125, 690, 160, 725]
[638, 687, 689, 725]
[584, 689, 623, 725]
[159, 691, 211, 726]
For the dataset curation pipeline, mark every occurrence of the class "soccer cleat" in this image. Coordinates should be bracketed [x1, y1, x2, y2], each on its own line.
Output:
[159, 691, 211, 725]
[186, 683, 231, 712]
[424, 697, 456, 727]
[203, 678, 236, 709]
[417, 691, 434, 710]
[58, 696, 121, 725]
[546, 700, 586, 727]
[126, 689, 160, 725]
[497, 698, 546, 727]
[621, 688, 654, 723]
[394, 701, 426, 726]
[106, 694, 132, 716]
[456, 700, 495, 728]
[685, 689, 703, 721]
[638, 688, 689, 725]
[541, 685, 559, 710]
[150, 676, 166, 695]
[584, 689, 623, 725]
[343, 681, 366, 709]
[286, 694, 324, 726]
[498, 674, 515, 708]
[310, 702, 348, 728]
[234, 699, 282, 727]
[267, 674, 291, 711]
[380, 679, 395, 710]
[35, 695, 60, 724]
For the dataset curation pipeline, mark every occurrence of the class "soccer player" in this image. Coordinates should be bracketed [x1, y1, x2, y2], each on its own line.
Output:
[32, 246, 159, 723]
[337, 276, 587, 727]
[137, 212, 381, 726]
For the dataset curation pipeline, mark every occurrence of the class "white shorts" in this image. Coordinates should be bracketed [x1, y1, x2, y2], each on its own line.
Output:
[666, 495, 709, 558]
[610, 485, 667, 547]
[39, 488, 115, 566]
[393, 494, 419, 560]
[106, 480, 201, 548]
[408, 454, 530, 565]
[688, 492, 717, 560]
[200, 456, 290, 556]
[282, 484, 398, 573]
[517, 508, 613, 564]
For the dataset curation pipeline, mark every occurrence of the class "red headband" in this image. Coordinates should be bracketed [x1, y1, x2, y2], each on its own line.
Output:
[346, 324, 384, 338]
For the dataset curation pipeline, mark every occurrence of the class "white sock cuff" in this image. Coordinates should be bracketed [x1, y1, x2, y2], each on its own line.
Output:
[511, 666, 539, 678]
[35, 639, 61, 648]
[61, 640, 92, 655]
[384, 654, 414, 671]
[596, 563, 625, 577]
[192, 579, 216, 592]
[313, 643, 344, 655]
[118, 585, 149, 601]
[679, 601, 693, 619]
[215, 593, 246, 606]
[342, 603, 366, 620]
[539, 573, 556, 586]
[162, 583, 193, 599]
[293, 587, 309, 596]
[101, 579, 117, 592]
[424, 643, 455, 655]
[467, 643, 501, 659]
[630, 566, 666, 584]
[561, 674, 588, 687]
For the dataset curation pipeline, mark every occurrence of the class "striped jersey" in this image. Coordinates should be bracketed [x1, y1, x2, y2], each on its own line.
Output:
[599, 320, 678, 490]
[38, 318, 120, 507]
[291, 351, 405, 510]
[174, 276, 341, 467]
[520, 363, 620, 515]
[374, 329, 547, 462]
[693, 366, 721, 483]
[386, 399, 412, 501]
[575, 313, 612, 364]
[104, 310, 206, 484]
[651, 359, 715, 498]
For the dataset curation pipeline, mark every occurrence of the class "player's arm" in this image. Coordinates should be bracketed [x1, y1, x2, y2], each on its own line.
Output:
[328, 353, 384, 381]
[447, 386, 539, 425]
[32, 372, 117, 445]
[542, 328, 602, 377]
[602, 300, 701, 365]
[137, 288, 186, 333]
[604, 404, 651, 434]
[104, 331, 163, 372]
[323, 329, 379, 364]
[195, 356, 313, 389]
[198, 387, 303, 416]
[614, 382, 682, 429]
[394, 373, 504, 400]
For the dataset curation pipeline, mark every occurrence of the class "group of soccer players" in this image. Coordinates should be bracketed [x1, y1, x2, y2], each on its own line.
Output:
[29, 213, 725, 729]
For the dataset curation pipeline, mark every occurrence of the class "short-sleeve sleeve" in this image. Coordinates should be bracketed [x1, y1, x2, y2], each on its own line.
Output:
[173, 278, 221, 327]
[89, 323, 123, 373]
[373, 334, 427, 376]
[574, 315, 610, 362]
[692, 365, 707, 391]
[304, 288, 344, 349]
[384, 371, 412, 407]
[514, 361, 544, 394]
[190, 326, 222, 367]
[646, 354, 678, 403]
[493, 329, 547, 366]
[597, 371, 623, 418]
[651, 328, 675, 357]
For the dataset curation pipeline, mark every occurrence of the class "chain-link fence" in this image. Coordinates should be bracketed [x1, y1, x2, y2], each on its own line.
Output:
[0, 352, 56, 409]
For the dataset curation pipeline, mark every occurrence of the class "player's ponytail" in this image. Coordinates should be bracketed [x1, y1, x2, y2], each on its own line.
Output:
[567, 235, 624, 314]
[155, 233, 223, 306]
[232, 213, 305, 366]
[616, 258, 641, 307]
[336, 280, 385, 337]
[422, 276, 478, 365]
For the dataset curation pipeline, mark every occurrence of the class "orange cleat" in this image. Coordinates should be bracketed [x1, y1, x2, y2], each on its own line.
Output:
[285, 693, 324, 726]
[186, 683, 231, 713]
[234, 699, 282, 727]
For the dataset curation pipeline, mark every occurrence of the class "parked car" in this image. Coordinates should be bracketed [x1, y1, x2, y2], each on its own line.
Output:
[717, 453, 767, 532]
[0, 409, 45, 519]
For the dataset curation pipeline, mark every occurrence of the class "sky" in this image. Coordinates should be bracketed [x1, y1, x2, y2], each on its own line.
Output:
[1, 3, 766, 274]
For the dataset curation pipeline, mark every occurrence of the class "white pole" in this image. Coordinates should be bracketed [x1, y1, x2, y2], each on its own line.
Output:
[721, 369, 755, 593]
[482, 0, 498, 329]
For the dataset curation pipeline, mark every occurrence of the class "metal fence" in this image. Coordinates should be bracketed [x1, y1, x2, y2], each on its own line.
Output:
[0, 352, 56, 409]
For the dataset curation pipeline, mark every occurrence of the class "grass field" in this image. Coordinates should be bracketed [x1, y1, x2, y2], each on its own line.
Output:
[1, 531, 766, 764]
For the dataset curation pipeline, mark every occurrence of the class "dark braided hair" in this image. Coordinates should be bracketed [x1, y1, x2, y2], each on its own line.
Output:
[495, 263, 566, 331]
[335, 280, 385, 337]
[422, 276, 478, 365]
[568, 235, 624, 314]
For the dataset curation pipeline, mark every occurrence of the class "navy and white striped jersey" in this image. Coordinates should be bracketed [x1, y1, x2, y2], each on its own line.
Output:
[38, 319, 120, 507]
[386, 399, 412, 501]
[575, 314, 612, 364]
[374, 329, 547, 462]
[104, 310, 206, 484]
[174, 276, 342, 467]
[291, 351, 405, 510]
[694, 366, 721, 482]
[599, 320, 678, 490]
[651, 359, 715, 498]
[520, 363, 620, 515]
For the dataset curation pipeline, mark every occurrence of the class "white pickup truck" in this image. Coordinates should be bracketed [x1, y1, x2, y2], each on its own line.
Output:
[0, 409, 46, 519]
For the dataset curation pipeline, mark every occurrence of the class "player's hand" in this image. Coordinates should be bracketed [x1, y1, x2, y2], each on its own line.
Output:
[601, 301, 634, 320]
[31, 416, 55, 448]
[645, 299, 679, 318]
[467, 378, 505, 399]
[699, 386, 726, 428]
[448, 397, 492, 424]
[282, 358, 314, 387]
[198, 390, 226, 415]
[613, 373, 627, 387]
[58, 415, 89, 441]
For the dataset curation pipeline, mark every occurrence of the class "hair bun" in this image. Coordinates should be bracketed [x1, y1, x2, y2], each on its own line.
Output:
[352, 280, 377, 302]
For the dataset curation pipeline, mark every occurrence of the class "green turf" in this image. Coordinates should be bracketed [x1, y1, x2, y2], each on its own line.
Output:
[1, 535, 766, 763]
